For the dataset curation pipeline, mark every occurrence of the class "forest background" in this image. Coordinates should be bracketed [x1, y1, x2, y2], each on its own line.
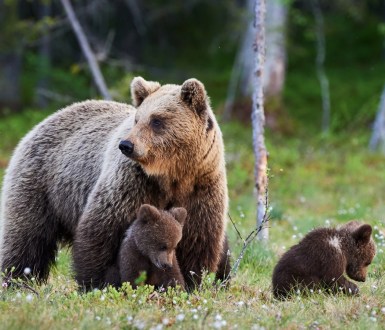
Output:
[1, 0, 385, 329]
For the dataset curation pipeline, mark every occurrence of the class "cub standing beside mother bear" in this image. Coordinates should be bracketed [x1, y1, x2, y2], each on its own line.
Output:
[0, 77, 230, 290]
[106, 204, 187, 290]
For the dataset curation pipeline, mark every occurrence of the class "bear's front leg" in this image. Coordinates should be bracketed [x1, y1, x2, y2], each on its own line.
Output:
[334, 276, 359, 295]
[73, 211, 126, 290]
[177, 179, 228, 289]
[104, 264, 121, 287]
[155, 254, 185, 290]
[72, 187, 136, 290]
[215, 234, 231, 283]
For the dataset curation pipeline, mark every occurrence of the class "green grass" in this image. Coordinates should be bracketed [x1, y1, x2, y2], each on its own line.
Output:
[0, 110, 385, 328]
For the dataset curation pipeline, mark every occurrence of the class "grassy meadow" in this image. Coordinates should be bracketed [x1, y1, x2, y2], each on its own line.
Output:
[0, 102, 385, 329]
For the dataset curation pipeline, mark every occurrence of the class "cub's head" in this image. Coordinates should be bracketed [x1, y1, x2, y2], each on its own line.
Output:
[345, 223, 376, 282]
[119, 77, 218, 178]
[134, 204, 187, 270]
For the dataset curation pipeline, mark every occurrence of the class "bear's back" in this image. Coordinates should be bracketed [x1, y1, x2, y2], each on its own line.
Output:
[2, 100, 136, 230]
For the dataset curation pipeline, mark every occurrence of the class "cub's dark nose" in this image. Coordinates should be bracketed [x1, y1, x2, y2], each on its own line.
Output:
[161, 263, 172, 270]
[119, 140, 134, 156]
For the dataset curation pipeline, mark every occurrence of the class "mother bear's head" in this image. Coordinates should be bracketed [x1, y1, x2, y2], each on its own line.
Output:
[119, 77, 220, 179]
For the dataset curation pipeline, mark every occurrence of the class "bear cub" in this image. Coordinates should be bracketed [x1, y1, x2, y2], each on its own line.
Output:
[272, 221, 376, 299]
[110, 204, 187, 290]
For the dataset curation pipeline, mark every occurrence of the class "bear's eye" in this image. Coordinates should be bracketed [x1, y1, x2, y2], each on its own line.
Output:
[134, 118, 138, 124]
[365, 262, 371, 266]
[159, 245, 168, 251]
[150, 118, 164, 130]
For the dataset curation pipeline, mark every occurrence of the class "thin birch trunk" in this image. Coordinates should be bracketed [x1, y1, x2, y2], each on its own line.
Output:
[369, 85, 385, 153]
[312, 0, 330, 132]
[223, 0, 288, 121]
[60, 0, 112, 100]
[264, 0, 287, 97]
[252, 0, 268, 240]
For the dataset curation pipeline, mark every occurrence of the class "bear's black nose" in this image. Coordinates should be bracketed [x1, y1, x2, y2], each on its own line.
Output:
[119, 140, 134, 156]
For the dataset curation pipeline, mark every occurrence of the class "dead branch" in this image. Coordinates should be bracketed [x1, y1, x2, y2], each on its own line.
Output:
[60, 0, 112, 100]
[228, 212, 244, 242]
[2, 272, 40, 297]
[221, 186, 270, 287]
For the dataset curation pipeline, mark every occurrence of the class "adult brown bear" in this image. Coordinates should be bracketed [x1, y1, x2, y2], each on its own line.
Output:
[0, 77, 229, 290]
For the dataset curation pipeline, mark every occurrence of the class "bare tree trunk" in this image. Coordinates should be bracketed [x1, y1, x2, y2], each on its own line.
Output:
[252, 0, 268, 240]
[369, 85, 385, 153]
[60, 0, 112, 100]
[312, 0, 331, 133]
[223, 0, 288, 121]
[264, 0, 287, 97]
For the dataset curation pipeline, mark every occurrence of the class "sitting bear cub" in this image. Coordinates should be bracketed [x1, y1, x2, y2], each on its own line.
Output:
[272, 221, 376, 298]
[107, 204, 187, 290]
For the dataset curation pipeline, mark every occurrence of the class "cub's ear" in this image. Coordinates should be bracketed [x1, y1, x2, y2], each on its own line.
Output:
[169, 207, 187, 227]
[338, 220, 361, 232]
[131, 77, 161, 106]
[352, 224, 372, 244]
[137, 204, 160, 223]
[181, 78, 208, 117]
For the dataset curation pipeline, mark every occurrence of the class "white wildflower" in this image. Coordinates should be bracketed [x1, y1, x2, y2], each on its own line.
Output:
[134, 319, 146, 329]
[25, 294, 34, 302]
[150, 325, 163, 330]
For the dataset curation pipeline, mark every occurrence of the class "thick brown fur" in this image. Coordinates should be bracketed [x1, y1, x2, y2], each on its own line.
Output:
[107, 204, 186, 289]
[0, 77, 229, 290]
[272, 221, 376, 299]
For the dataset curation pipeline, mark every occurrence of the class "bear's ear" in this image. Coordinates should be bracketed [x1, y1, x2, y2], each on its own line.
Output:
[169, 207, 187, 227]
[138, 204, 160, 223]
[339, 220, 361, 232]
[181, 79, 208, 117]
[352, 224, 372, 244]
[131, 77, 161, 107]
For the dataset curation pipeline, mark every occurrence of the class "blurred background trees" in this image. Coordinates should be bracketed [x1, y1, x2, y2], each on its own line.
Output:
[1, 0, 385, 140]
